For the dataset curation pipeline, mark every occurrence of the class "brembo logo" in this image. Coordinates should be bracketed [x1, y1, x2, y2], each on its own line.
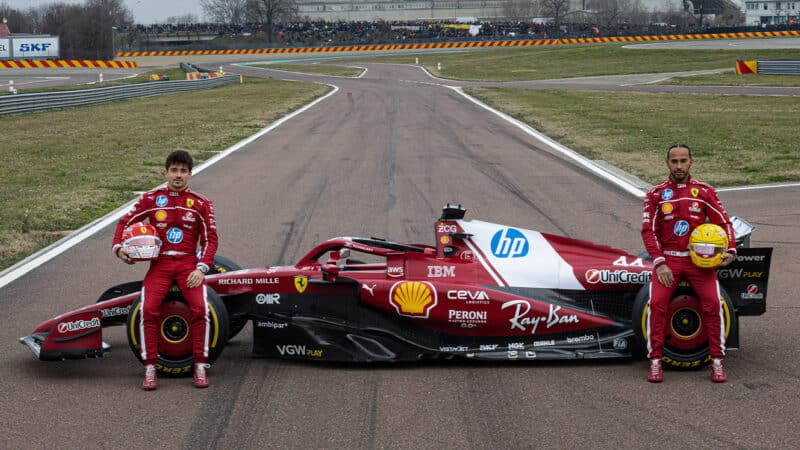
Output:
[57, 317, 101, 334]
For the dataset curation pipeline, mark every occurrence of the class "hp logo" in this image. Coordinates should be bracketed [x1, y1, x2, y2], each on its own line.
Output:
[490, 228, 529, 258]
[674, 220, 689, 237]
[166, 227, 184, 244]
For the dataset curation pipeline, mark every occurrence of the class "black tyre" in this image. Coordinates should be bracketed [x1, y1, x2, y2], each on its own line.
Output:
[633, 283, 736, 370]
[208, 255, 248, 340]
[126, 287, 229, 377]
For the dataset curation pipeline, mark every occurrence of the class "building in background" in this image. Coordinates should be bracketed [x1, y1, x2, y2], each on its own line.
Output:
[744, 1, 799, 25]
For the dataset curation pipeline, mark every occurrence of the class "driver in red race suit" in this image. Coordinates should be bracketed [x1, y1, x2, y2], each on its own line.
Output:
[641, 144, 736, 384]
[112, 151, 218, 390]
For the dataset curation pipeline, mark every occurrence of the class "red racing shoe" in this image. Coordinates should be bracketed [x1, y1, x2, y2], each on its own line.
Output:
[193, 363, 209, 388]
[711, 359, 727, 383]
[142, 364, 157, 391]
[648, 359, 663, 383]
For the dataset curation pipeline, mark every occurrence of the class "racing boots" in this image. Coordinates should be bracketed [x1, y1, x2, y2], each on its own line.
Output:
[142, 364, 157, 391]
[711, 359, 727, 383]
[193, 363, 210, 388]
[648, 359, 663, 383]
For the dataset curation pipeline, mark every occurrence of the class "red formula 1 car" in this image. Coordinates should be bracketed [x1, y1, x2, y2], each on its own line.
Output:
[20, 205, 772, 375]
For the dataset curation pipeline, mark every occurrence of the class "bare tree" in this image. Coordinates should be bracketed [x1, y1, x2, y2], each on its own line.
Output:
[503, 0, 535, 21]
[201, 0, 247, 24]
[246, 0, 298, 44]
[541, 0, 571, 30]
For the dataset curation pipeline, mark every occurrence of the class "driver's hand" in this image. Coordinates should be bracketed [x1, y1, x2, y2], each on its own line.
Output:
[655, 264, 673, 287]
[187, 269, 205, 289]
[117, 248, 134, 265]
[719, 252, 736, 267]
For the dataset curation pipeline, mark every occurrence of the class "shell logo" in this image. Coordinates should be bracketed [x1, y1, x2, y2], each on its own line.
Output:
[661, 203, 673, 214]
[389, 281, 437, 318]
[155, 210, 167, 221]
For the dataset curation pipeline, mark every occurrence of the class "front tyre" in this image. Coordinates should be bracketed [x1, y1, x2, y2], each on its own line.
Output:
[126, 287, 229, 377]
[633, 283, 736, 370]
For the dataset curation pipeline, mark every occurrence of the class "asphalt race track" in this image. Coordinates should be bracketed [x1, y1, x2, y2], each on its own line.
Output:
[1, 43, 799, 448]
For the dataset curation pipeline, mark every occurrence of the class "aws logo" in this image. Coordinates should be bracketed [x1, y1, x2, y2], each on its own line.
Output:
[389, 281, 437, 318]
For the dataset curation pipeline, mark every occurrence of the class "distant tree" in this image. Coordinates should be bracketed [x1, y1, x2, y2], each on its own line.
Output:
[541, 0, 571, 30]
[201, 0, 248, 24]
[246, 0, 298, 44]
[502, 0, 536, 21]
[0, 2, 37, 33]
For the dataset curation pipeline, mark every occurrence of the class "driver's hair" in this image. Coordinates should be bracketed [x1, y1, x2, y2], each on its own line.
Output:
[666, 144, 692, 160]
[165, 150, 194, 171]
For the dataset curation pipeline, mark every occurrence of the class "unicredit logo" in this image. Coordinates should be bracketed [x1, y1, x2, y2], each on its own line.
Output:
[57, 317, 101, 334]
[585, 269, 651, 284]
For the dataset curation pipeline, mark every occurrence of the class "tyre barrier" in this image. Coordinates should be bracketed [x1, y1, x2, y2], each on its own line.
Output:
[115, 30, 800, 57]
[0, 59, 137, 69]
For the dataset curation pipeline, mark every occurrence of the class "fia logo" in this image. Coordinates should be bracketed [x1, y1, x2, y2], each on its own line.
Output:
[490, 228, 529, 258]
[166, 227, 184, 243]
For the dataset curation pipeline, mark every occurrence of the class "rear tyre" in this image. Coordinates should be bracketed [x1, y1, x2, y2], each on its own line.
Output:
[208, 256, 248, 340]
[126, 287, 229, 377]
[633, 283, 735, 370]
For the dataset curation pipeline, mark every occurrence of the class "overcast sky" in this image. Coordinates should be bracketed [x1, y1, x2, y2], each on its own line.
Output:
[2, 0, 206, 24]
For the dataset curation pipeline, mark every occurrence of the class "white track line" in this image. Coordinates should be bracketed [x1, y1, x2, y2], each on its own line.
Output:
[0, 83, 339, 290]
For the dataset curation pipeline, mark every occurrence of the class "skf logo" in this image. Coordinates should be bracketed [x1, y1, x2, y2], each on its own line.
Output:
[186, 198, 194, 208]
[19, 43, 52, 52]
[294, 275, 308, 293]
[390, 281, 437, 318]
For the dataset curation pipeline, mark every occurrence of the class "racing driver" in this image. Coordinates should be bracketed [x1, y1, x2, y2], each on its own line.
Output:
[641, 144, 736, 383]
[112, 151, 218, 390]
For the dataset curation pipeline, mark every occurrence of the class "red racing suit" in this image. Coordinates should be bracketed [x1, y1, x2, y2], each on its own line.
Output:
[641, 176, 736, 360]
[112, 187, 218, 365]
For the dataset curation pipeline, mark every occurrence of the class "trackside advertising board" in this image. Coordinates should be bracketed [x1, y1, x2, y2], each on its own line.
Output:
[0, 39, 9, 59]
[2, 37, 60, 59]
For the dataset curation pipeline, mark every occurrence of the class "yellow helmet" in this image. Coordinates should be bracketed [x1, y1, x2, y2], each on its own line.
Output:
[688, 223, 729, 269]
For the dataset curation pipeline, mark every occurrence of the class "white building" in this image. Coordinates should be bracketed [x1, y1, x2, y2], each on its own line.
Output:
[743, 1, 799, 24]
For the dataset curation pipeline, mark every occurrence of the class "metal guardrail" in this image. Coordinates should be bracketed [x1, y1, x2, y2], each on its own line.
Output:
[0, 75, 239, 115]
[758, 60, 800, 75]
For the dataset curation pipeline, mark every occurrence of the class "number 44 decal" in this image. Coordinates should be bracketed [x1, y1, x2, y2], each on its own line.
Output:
[612, 256, 646, 267]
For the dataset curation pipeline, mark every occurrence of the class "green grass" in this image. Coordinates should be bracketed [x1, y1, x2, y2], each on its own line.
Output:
[250, 63, 364, 77]
[0, 67, 190, 96]
[354, 45, 800, 81]
[0, 76, 330, 270]
[465, 87, 800, 186]
[661, 72, 800, 86]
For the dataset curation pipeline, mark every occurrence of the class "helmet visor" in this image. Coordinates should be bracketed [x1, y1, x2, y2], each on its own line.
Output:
[690, 243, 725, 257]
[125, 235, 161, 247]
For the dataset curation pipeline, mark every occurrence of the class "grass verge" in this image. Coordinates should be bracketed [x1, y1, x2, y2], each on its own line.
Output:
[354, 44, 800, 81]
[0, 67, 190, 96]
[250, 63, 364, 77]
[0, 76, 329, 271]
[660, 72, 800, 86]
[465, 87, 800, 186]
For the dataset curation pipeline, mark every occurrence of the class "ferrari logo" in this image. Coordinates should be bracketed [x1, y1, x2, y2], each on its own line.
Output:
[186, 198, 194, 208]
[140, 226, 148, 233]
[691, 188, 699, 198]
[294, 275, 308, 293]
